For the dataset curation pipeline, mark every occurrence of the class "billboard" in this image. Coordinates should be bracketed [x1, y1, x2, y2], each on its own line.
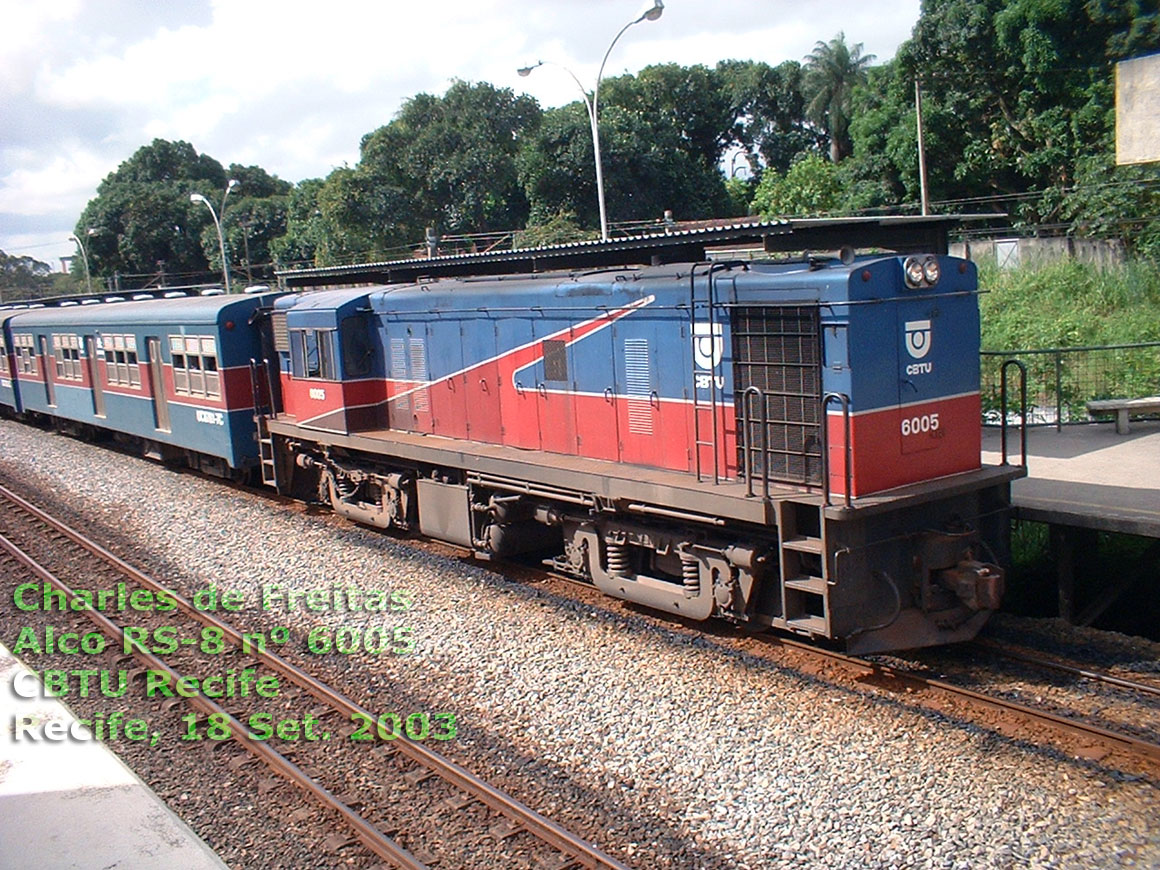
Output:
[1116, 53, 1160, 165]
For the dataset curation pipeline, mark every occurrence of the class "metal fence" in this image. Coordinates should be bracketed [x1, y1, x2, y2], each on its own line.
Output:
[980, 342, 1160, 427]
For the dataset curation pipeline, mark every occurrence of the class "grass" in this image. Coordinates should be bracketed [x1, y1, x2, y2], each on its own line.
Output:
[977, 258, 1160, 351]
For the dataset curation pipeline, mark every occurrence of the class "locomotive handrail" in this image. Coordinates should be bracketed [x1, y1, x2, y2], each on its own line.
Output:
[741, 385, 770, 502]
[821, 392, 852, 508]
[999, 358, 1028, 466]
[690, 262, 730, 486]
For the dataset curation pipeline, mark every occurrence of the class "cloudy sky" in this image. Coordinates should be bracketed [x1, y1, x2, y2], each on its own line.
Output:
[1, 0, 921, 270]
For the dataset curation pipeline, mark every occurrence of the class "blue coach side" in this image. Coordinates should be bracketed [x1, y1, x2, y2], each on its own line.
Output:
[6, 294, 280, 473]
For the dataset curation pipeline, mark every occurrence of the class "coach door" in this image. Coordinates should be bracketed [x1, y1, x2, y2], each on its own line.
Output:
[39, 335, 55, 405]
[85, 336, 105, 417]
[147, 337, 171, 432]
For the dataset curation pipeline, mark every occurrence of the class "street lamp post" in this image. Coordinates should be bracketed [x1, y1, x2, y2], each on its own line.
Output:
[519, 0, 663, 241]
[68, 230, 95, 295]
[190, 178, 238, 293]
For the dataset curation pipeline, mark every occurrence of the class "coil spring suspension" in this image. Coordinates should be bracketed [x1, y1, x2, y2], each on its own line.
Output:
[680, 550, 700, 597]
[606, 542, 630, 578]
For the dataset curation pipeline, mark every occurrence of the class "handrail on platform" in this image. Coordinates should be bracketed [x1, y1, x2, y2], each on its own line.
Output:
[1000, 359, 1028, 467]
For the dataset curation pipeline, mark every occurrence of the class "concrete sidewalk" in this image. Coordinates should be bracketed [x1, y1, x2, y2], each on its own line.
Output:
[0, 645, 228, 870]
[981, 419, 1160, 537]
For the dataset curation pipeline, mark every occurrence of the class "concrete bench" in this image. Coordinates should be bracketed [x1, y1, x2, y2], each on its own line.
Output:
[1086, 396, 1160, 434]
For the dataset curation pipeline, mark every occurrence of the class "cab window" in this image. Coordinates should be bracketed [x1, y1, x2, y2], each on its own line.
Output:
[290, 329, 336, 380]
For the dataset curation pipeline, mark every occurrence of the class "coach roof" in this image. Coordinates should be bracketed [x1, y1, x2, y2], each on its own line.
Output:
[5, 293, 281, 329]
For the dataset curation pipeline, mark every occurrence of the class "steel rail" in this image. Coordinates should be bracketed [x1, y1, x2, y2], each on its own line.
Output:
[0, 482, 630, 870]
[969, 638, 1160, 700]
[763, 635, 1160, 765]
[524, 564, 1160, 766]
[0, 531, 426, 870]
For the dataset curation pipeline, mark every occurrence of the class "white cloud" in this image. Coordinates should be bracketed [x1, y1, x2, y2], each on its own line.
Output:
[0, 147, 113, 217]
[1, 0, 921, 266]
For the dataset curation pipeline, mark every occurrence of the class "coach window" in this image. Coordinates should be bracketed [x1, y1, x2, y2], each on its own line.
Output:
[52, 334, 84, 381]
[13, 334, 37, 376]
[103, 334, 141, 388]
[169, 335, 219, 399]
[0, 338, 9, 377]
[290, 329, 336, 380]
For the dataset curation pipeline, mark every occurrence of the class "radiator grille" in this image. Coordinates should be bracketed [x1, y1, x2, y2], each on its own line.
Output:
[732, 306, 822, 485]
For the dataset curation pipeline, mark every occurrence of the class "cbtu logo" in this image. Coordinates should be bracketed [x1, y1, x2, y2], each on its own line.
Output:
[692, 322, 723, 370]
[904, 320, 932, 359]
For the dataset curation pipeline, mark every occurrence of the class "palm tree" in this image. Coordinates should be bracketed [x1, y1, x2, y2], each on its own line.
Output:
[803, 32, 876, 163]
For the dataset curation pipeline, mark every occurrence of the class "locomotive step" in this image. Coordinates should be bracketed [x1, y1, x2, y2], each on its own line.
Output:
[785, 615, 829, 635]
[784, 575, 829, 594]
[781, 535, 824, 554]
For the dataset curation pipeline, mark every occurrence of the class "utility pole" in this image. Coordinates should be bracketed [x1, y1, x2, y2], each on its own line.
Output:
[915, 78, 930, 216]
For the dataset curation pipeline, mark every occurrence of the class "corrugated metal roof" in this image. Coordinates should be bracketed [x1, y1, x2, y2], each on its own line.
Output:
[276, 214, 987, 288]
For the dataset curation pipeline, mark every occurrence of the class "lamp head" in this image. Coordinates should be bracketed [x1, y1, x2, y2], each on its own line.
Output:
[639, 0, 663, 22]
[227, 178, 238, 190]
[517, 61, 542, 77]
[190, 193, 208, 205]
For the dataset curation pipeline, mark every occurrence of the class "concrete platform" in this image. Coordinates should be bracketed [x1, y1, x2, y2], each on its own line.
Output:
[0, 644, 228, 870]
[981, 419, 1160, 539]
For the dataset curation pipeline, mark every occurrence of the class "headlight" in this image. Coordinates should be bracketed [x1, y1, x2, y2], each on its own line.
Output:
[922, 256, 941, 285]
[904, 257, 925, 288]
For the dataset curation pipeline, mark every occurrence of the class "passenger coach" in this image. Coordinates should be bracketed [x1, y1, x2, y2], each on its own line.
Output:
[5, 294, 280, 476]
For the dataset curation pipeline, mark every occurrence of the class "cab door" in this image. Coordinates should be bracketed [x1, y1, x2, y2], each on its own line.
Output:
[613, 322, 664, 468]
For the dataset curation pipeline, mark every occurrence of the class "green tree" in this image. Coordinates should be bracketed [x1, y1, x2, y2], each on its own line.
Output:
[601, 63, 734, 173]
[751, 153, 842, 217]
[0, 250, 55, 301]
[199, 165, 291, 282]
[803, 32, 876, 163]
[75, 140, 290, 285]
[519, 65, 732, 229]
[519, 99, 730, 228]
[77, 139, 225, 282]
[332, 79, 540, 255]
[870, 0, 1160, 220]
[717, 59, 821, 179]
[270, 179, 327, 268]
[1059, 156, 1160, 259]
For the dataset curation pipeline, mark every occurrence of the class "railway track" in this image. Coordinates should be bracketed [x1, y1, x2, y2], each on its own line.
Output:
[528, 568, 1160, 770]
[0, 482, 630, 870]
[785, 637, 1160, 767]
[968, 637, 1160, 700]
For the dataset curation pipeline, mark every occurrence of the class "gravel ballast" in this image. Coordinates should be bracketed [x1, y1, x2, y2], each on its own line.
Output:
[1, 419, 1157, 869]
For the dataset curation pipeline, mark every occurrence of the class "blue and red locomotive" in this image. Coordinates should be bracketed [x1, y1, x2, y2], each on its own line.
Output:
[1, 225, 1022, 653]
